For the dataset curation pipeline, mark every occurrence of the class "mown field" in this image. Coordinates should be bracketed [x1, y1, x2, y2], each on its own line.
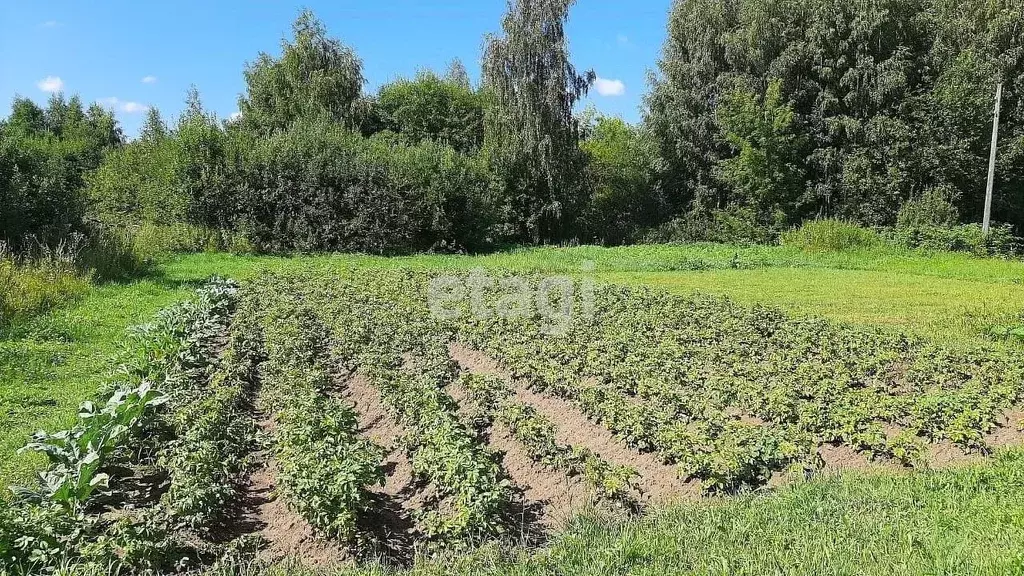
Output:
[3, 243, 1024, 575]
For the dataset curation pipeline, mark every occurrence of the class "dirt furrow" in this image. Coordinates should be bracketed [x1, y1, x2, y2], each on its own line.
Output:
[446, 380, 590, 529]
[339, 370, 420, 563]
[449, 342, 699, 504]
[248, 455, 350, 568]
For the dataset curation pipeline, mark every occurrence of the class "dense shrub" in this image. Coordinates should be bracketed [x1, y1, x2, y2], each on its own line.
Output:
[375, 67, 485, 154]
[781, 220, 882, 252]
[1, 95, 121, 245]
[886, 223, 1019, 256]
[580, 115, 665, 244]
[235, 121, 494, 253]
[643, 206, 782, 246]
[238, 10, 364, 136]
[86, 112, 180, 227]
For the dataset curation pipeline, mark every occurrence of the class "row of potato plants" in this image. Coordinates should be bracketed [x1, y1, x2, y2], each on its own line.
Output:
[457, 373, 639, 501]
[1, 279, 243, 574]
[453, 276, 1024, 489]
[253, 270, 515, 545]
[239, 265, 1024, 498]
[241, 287, 385, 542]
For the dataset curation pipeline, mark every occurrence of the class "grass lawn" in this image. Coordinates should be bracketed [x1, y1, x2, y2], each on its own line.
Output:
[2, 244, 1023, 493]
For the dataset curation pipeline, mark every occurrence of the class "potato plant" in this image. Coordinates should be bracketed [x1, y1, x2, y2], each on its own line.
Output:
[459, 373, 639, 501]
[250, 291, 385, 542]
[250, 270, 514, 544]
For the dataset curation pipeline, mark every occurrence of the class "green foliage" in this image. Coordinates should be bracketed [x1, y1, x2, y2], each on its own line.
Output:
[0, 241, 92, 330]
[647, 0, 1024, 234]
[248, 271, 514, 544]
[86, 129, 180, 227]
[0, 95, 121, 245]
[716, 79, 805, 222]
[275, 395, 384, 541]
[237, 119, 494, 253]
[160, 283, 256, 533]
[238, 10, 364, 136]
[643, 205, 781, 246]
[459, 372, 639, 501]
[175, 88, 240, 231]
[897, 185, 961, 229]
[580, 115, 664, 244]
[376, 69, 485, 153]
[253, 293, 385, 541]
[886, 222, 1019, 256]
[16, 382, 168, 512]
[1, 279, 239, 574]
[781, 220, 882, 252]
[482, 0, 595, 243]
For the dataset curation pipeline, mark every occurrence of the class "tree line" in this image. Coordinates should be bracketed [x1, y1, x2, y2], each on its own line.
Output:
[2, 0, 1022, 257]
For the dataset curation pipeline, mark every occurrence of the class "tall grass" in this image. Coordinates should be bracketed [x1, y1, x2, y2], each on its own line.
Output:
[0, 239, 92, 330]
[780, 219, 882, 252]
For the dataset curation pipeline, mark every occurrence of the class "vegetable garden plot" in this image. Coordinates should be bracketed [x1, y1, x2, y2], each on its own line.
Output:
[6, 266, 1024, 574]
[218, 266, 1024, 566]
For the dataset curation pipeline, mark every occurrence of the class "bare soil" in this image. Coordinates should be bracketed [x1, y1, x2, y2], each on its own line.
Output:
[341, 371, 420, 564]
[446, 379, 591, 529]
[986, 409, 1024, 450]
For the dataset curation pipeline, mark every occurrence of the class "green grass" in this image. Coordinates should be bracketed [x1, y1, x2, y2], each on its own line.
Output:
[0, 279, 198, 488]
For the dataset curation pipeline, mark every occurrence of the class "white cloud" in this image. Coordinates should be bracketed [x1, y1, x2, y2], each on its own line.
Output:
[122, 101, 149, 113]
[141, 75, 157, 84]
[617, 34, 630, 47]
[41, 20, 60, 28]
[98, 97, 149, 114]
[228, 111, 242, 121]
[593, 77, 626, 97]
[37, 76, 64, 92]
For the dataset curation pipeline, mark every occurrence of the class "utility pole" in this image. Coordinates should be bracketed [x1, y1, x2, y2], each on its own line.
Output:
[983, 82, 1003, 236]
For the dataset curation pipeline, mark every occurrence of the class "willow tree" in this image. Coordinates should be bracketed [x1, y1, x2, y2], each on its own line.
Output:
[238, 10, 364, 135]
[483, 0, 595, 243]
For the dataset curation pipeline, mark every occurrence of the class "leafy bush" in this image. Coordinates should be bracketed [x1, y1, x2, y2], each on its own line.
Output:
[580, 115, 664, 245]
[781, 219, 882, 252]
[0, 95, 121, 246]
[885, 223, 1019, 256]
[643, 206, 781, 246]
[896, 185, 961, 228]
[275, 395, 384, 540]
[376, 68, 485, 154]
[236, 121, 494, 254]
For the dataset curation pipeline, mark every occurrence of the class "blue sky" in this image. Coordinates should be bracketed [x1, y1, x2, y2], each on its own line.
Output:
[0, 0, 672, 137]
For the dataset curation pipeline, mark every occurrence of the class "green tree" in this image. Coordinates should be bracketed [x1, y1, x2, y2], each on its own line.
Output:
[482, 0, 595, 243]
[376, 70, 485, 153]
[0, 95, 121, 244]
[716, 79, 805, 222]
[175, 87, 234, 229]
[140, 107, 168, 143]
[580, 115, 663, 244]
[238, 9, 364, 135]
